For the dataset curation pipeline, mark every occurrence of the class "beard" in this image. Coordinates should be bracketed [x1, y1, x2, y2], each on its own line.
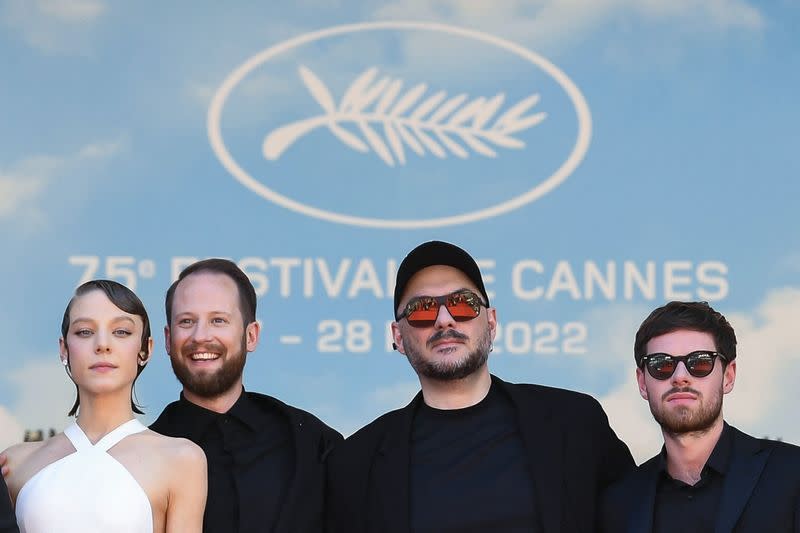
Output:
[649, 385, 723, 436]
[403, 327, 491, 381]
[170, 335, 247, 399]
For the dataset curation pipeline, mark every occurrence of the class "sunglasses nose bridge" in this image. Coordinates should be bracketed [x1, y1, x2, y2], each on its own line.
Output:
[670, 359, 693, 382]
[432, 299, 457, 328]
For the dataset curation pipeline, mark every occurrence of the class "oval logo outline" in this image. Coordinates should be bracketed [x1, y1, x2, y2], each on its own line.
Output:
[207, 21, 592, 229]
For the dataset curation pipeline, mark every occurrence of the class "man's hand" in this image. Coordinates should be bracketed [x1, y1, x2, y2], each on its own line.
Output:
[0, 452, 8, 478]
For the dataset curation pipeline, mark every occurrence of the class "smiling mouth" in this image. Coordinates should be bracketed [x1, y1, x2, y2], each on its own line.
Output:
[189, 352, 220, 361]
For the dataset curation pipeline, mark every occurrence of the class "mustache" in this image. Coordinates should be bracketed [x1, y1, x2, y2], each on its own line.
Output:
[427, 329, 469, 347]
[182, 341, 225, 355]
[662, 386, 701, 401]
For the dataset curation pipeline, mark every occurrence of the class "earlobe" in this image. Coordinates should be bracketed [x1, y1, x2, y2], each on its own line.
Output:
[487, 308, 498, 341]
[723, 360, 736, 394]
[246, 321, 261, 352]
[163, 326, 171, 356]
[636, 368, 649, 400]
[58, 337, 68, 361]
[138, 339, 152, 366]
[391, 322, 405, 355]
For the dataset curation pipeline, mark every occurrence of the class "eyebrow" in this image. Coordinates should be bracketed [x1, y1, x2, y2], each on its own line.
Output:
[71, 316, 137, 326]
[175, 310, 233, 316]
[410, 287, 472, 298]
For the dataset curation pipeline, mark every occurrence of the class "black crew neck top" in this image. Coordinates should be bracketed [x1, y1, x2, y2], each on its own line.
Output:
[409, 383, 540, 532]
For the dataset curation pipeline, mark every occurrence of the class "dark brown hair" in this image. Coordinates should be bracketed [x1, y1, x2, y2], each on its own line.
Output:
[164, 258, 257, 326]
[61, 279, 151, 416]
[634, 301, 737, 367]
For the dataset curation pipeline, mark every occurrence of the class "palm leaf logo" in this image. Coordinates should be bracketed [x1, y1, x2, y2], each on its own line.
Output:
[263, 65, 547, 166]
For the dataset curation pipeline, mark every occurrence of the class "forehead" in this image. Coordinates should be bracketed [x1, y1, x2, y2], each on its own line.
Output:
[70, 289, 141, 325]
[646, 329, 717, 355]
[401, 265, 479, 302]
[172, 272, 240, 314]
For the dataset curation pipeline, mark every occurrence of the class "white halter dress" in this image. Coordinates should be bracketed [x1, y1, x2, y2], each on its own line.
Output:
[15, 419, 153, 533]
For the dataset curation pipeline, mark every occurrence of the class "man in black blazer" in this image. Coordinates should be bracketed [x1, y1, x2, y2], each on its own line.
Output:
[0, 476, 18, 533]
[150, 258, 342, 533]
[327, 241, 634, 532]
[601, 301, 800, 532]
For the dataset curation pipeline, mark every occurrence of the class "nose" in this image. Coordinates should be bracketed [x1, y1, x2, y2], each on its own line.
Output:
[670, 361, 691, 385]
[433, 303, 457, 330]
[191, 320, 214, 343]
[95, 331, 111, 354]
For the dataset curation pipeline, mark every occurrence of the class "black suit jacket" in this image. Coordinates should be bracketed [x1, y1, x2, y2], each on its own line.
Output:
[151, 391, 342, 533]
[601, 424, 800, 533]
[0, 476, 18, 533]
[326, 375, 634, 533]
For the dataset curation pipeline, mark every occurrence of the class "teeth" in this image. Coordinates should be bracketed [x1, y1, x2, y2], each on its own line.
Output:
[190, 352, 219, 361]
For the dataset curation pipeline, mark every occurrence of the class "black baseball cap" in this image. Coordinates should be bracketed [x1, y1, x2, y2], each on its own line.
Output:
[393, 241, 490, 319]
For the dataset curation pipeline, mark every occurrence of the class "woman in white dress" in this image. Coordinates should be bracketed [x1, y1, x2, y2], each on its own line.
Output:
[2, 280, 207, 533]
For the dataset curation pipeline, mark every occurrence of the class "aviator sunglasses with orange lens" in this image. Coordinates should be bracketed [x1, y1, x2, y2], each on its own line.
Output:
[640, 350, 727, 380]
[397, 289, 486, 328]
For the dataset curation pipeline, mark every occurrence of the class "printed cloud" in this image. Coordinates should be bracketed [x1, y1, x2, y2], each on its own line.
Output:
[0, 139, 123, 225]
[1, 0, 107, 54]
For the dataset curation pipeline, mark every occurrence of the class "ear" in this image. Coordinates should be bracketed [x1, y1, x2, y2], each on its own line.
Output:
[139, 337, 154, 364]
[391, 322, 405, 355]
[245, 320, 261, 353]
[486, 307, 497, 341]
[722, 360, 736, 394]
[164, 325, 171, 356]
[636, 367, 649, 401]
[59, 337, 68, 365]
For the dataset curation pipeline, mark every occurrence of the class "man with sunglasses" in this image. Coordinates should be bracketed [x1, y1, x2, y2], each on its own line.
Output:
[327, 240, 634, 533]
[601, 301, 800, 532]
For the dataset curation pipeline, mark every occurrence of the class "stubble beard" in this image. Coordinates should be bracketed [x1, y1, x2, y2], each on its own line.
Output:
[649, 385, 723, 437]
[404, 326, 492, 381]
[170, 335, 247, 399]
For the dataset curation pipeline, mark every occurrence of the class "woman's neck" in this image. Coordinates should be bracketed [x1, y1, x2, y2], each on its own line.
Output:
[74, 388, 136, 443]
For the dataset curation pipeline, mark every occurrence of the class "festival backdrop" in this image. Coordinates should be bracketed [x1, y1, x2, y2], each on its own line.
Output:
[1, 1, 799, 462]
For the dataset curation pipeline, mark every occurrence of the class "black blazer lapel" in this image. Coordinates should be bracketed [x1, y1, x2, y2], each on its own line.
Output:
[370, 395, 421, 533]
[499, 377, 565, 533]
[714, 426, 770, 533]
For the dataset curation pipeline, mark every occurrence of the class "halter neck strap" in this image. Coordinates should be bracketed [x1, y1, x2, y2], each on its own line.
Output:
[64, 419, 147, 452]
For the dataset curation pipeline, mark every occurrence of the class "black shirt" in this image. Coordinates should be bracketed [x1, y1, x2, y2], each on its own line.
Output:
[653, 424, 733, 533]
[153, 390, 293, 533]
[409, 383, 540, 533]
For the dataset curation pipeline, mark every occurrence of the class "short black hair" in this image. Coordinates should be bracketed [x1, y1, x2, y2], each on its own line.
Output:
[165, 258, 257, 326]
[61, 279, 151, 416]
[634, 301, 737, 367]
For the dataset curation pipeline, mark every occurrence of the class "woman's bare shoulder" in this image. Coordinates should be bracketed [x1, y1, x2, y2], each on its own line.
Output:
[3, 440, 46, 468]
[3, 434, 72, 497]
[141, 430, 206, 466]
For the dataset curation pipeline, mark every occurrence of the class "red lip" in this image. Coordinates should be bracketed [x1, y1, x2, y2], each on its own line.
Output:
[90, 362, 117, 370]
[667, 392, 697, 402]
[431, 339, 465, 352]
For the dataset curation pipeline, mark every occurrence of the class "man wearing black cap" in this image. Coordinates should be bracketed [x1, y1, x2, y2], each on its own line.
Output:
[326, 240, 635, 533]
